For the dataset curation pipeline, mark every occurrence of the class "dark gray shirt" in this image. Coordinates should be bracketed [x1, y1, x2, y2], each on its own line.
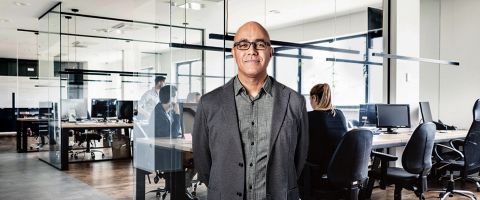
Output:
[234, 76, 273, 200]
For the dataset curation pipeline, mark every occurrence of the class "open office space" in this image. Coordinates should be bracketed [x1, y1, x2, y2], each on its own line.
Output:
[0, 0, 479, 199]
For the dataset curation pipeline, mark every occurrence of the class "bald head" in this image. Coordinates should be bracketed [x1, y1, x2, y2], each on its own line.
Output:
[232, 21, 273, 81]
[234, 21, 270, 43]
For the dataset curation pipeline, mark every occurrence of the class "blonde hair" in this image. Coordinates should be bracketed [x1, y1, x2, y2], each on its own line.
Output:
[310, 83, 335, 115]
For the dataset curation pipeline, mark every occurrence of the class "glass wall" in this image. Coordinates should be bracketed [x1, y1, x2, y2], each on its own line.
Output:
[36, 3, 63, 169]
[28, 0, 386, 198]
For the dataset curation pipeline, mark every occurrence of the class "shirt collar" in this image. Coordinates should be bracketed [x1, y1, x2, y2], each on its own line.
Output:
[234, 75, 273, 97]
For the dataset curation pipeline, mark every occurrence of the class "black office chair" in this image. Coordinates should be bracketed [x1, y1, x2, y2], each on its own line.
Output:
[301, 129, 373, 200]
[365, 122, 436, 200]
[475, 99, 480, 121]
[430, 99, 480, 199]
[71, 131, 104, 159]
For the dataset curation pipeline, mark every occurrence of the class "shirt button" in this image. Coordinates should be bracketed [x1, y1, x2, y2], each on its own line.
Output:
[250, 163, 253, 167]
[251, 142, 254, 146]
[237, 192, 242, 197]
[249, 185, 253, 190]
[238, 163, 243, 167]
[251, 121, 254, 126]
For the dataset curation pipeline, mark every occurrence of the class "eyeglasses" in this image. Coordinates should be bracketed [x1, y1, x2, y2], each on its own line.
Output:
[233, 41, 271, 50]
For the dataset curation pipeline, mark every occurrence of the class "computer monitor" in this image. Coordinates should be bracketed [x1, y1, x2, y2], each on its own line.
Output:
[39, 101, 57, 119]
[117, 100, 137, 122]
[419, 102, 433, 123]
[359, 104, 377, 126]
[376, 104, 411, 133]
[91, 98, 117, 119]
[61, 99, 88, 121]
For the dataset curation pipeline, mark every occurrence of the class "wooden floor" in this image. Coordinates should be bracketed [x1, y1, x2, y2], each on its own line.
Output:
[0, 148, 478, 200]
[66, 159, 479, 200]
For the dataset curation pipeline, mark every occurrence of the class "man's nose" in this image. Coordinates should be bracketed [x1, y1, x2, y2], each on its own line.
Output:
[246, 44, 258, 55]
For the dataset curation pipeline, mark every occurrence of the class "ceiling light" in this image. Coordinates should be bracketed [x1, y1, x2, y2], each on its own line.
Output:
[0, 19, 10, 23]
[14, 2, 30, 6]
[178, 2, 204, 10]
[269, 10, 280, 14]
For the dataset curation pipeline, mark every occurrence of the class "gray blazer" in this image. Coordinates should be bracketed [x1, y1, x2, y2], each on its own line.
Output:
[192, 77, 309, 200]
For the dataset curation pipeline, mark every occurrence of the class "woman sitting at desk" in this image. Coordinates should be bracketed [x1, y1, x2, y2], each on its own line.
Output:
[300, 83, 348, 196]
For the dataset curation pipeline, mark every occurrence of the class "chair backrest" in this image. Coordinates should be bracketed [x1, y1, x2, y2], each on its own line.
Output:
[401, 122, 436, 175]
[327, 129, 373, 188]
[474, 99, 480, 121]
[308, 109, 348, 174]
[464, 99, 480, 171]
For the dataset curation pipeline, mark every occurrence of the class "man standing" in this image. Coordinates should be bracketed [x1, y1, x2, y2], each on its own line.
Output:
[138, 76, 166, 120]
[192, 21, 308, 200]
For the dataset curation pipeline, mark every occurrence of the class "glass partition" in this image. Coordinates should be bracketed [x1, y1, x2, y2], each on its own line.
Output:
[36, 3, 63, 169]
[26, 0, 388, 198]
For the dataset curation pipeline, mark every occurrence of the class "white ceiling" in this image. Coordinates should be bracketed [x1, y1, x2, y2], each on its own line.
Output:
[0, 0, 382, 61]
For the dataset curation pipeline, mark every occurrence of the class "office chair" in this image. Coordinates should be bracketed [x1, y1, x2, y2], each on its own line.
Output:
[474, 99, 480, 121]
[429, 99, 480, 199]
[365, 122, 436, 200]
[300, 129, 373, 200]
[71, 131, 104, 159]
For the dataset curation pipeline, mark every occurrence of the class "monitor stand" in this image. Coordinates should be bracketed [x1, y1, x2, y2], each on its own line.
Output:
[383, 128, 399, 134]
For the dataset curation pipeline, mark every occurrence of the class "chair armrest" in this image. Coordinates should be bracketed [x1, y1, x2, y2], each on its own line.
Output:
[371, 151, 398, 162]
[434, 143, 464, 161]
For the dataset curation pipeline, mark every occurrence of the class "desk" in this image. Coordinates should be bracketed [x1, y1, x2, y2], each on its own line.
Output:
[60, 122, 134, 167]
[133, 130, 468, 200]
[16, 118, 51, 152]
[372, 130, 468, 149]
[134, 135, 192, 200]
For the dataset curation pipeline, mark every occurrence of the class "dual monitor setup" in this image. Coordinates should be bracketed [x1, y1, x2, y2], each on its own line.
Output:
[359, 104, 411, 134]
[358, 101, 456, 134]
[61, 99, 137, 122]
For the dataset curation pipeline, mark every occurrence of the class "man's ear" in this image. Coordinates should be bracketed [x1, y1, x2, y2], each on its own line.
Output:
[270, 48, 273, 57]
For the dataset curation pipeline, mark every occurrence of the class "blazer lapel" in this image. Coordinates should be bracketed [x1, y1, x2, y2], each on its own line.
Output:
[269, 79, 290, 155]
[221, 79, 244, 156]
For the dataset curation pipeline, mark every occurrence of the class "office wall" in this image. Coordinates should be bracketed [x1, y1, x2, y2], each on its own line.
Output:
[269, 11, 368, 43]
[0, 76, 64, 108]
[419, 0, 440, 122]
[420, 0, 480, 129]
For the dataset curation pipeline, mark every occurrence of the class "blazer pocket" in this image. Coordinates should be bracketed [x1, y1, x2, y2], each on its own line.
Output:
[207, 187, 221, 200]
[287, 187, 300, 200]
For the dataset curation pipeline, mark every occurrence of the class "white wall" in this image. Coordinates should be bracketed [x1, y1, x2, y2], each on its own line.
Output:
[269, 11, 367, 43]
[419, 0, 441, 121]
[0, 76, 64, 108]
[419, 0, 480, 129]
[389, 0, 420, 129]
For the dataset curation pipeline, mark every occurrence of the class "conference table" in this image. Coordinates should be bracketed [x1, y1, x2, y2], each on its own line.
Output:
[134, 129, 469, 200]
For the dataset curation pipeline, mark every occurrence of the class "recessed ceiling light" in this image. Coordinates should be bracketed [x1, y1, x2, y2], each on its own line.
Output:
[269, 10, 280, 14]
[14, 2, 31, 6]
[0, 19, 10, 23]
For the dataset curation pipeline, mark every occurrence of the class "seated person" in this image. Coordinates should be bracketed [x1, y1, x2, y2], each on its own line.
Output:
[150, 85, 197, 192]
[150, 85, 181, 138]
[301, 83, 348, 192]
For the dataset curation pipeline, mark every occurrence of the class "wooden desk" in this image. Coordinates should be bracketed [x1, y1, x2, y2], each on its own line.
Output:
[139, 130, 468, 152]
[61, 121, 133, 129]
[372, 130, 468, 149]
[60, 121, 134, 168]
[133, 130, 468, 200]
[16, 118, 51, 153]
